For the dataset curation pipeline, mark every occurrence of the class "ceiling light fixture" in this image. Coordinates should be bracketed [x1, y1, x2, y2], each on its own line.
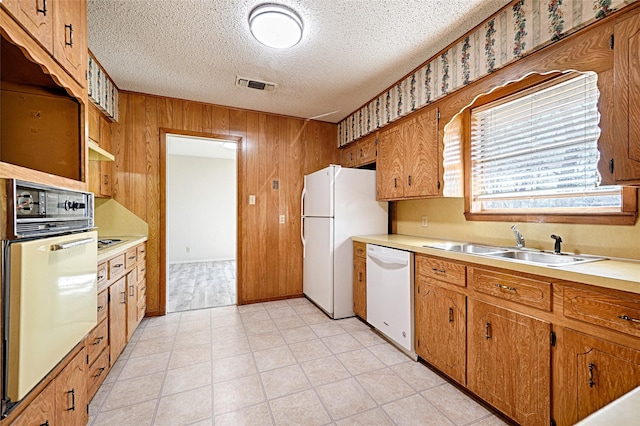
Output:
[249, 4, 303, 49]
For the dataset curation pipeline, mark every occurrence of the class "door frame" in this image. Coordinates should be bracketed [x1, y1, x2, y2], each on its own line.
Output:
[159, 128, 243, 314]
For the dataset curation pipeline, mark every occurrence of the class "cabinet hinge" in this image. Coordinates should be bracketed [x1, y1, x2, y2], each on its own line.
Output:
[609, 158, 614, 174]
[609, 34, 614, 50]
[108, 293, 111, 302]
[550, 331, 557, 347]
[417, 285, 420, 294]
[437, 110, 441, 120]
[417, 339, 420, 347]
[437, 181, 441, 190]
[86, 354, 89, 364]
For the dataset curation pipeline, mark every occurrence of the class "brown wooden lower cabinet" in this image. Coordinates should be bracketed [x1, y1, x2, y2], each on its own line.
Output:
[54, 348, 87, 426]
[353, 253, 367, 320]
[467, 300, 551, 426]
[12, 382, 55, 426]
[109, 275, 128, 364]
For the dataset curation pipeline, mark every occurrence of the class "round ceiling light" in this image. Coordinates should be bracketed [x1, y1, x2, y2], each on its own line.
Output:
[249, 4, 303, 49]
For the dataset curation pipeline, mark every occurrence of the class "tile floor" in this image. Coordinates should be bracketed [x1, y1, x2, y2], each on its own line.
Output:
[167, 261, 237, 312]
[89, 298, 508, 426]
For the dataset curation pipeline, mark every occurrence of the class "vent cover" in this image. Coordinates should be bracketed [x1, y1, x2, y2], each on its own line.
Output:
[236, 76, 276, 92]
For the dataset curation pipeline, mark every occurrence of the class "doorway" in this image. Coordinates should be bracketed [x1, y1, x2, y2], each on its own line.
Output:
[165, 134, 238, 312]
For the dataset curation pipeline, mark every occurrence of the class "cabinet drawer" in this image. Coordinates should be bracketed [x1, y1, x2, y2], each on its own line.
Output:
[87, 349, 110, 401]
[97, 290, 108, 324]
[86, 319, 108, 366]
[341, 145, 357, 168]
[137, 296, 146, 321]
[563, 284, 640, 338]
[137, 279, 147, 301]
[353, 241, 366, 259]
[358, 135, 377, 164]
[108, 254, 126, 280]
[137, 262, 146, 282]
[417, 255, 466, 287]
[469, 267, 551, 311]
[137, 243, 147, 260]
[97, 262, 108, 293]
[125, 247, 137, 270]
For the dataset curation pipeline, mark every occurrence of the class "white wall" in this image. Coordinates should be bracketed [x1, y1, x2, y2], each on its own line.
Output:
[167, 154, 236, 263]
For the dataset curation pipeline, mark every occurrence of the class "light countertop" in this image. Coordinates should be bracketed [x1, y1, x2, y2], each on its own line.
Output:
[353, 234, 640, 295]
[97, 235, 148, 263]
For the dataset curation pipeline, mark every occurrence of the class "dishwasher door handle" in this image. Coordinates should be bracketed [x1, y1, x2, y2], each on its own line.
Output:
[367, 251, 408, 266]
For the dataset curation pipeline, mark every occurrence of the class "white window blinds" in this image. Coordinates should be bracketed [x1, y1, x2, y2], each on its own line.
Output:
[470, 72, 621, 212]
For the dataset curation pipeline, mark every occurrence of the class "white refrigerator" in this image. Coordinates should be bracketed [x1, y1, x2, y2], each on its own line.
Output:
[301, 165, 388, 319]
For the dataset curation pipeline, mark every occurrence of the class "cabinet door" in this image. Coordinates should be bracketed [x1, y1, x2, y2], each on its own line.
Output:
[404, 108, 439, 198]
[12, 381, 55, 426]
[415, 282, 466, 384]
[563, 328, 640, 423]
[468, 300, 551, 426]
[376, 125, 404, 200]
[109, 276, 128, 364]
[353, 257, 367, 320]
[55, 348, 87, 426]
[341, 144, 357, 168]
[613, 10, 640, 184]
[126, 271, 138, 340]
[53, 0, 86, 87]
[3, 0, 54, 54]
[357, 134, 377, 165]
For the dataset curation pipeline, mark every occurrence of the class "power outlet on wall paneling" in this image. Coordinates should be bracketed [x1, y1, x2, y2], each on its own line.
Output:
[421, 216, 428, 227]
[279, 215, 285, 224]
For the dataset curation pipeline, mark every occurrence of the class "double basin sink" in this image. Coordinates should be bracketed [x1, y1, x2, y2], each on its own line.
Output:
[423, 242, 606, 267]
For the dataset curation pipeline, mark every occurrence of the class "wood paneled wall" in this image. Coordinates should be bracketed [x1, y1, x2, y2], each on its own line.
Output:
[110, 92, 339, 314]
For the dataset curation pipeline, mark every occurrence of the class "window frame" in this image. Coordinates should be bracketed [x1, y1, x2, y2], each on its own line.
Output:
[462, 73, 637, 225]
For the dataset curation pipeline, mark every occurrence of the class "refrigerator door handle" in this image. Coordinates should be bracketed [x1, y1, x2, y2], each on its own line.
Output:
[300, 187, 307, 258]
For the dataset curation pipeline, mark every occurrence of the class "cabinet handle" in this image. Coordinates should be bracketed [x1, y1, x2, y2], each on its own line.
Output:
[495, 283, 516, 292]
[93, 336, 104, 345]
[358, 272, 363, 282]
[64, 24, 73, 47]
[97, 304, 105, 312]
[37, 0, 47, 16]
[130, 284, 135, 297]
[94, 367, 106, 378]
[121, 291, 126, 304]
[97, 274, 105, 280]
[448, 307, 453, 323]
[104, 174, 109, 185]
[393, 178, 397, 188]
[485, 322, 491, 339]
[431, 268, 446, 274]
[408, 175, 412, 186]
[40, 421, 49, 426]
[618, 315, 640, 324]
[141, 286, 147, 292]
[67, 388, 75, 411]
[588, 363, 596, 387]
[128, 256, 136, 260]
[114, 263, 124, 268]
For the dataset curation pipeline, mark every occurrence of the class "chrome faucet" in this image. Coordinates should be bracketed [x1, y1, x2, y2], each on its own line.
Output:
[551, 234, 563, 254]
[511, 225, 525, 248]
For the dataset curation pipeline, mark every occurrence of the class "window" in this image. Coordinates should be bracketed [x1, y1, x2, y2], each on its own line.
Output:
[465, 72, 634, 224]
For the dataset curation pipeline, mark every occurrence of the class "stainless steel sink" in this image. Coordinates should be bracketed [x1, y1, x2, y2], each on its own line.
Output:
[486, 250, 605, 266]
[424, 243, 509, 255]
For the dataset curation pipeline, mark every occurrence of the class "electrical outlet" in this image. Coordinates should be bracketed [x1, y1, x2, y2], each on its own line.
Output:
[249, 195, 256, 205]
[186, 247, 190, 253]
[421, 216, 428, 227]
[279, 215, 285, 224]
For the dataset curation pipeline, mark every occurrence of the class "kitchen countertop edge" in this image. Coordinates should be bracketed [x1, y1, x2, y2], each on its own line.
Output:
[97, 236, 148, 263]
[353, 234, 640, 295]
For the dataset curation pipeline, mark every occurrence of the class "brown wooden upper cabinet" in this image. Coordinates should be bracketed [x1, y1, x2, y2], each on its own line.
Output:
[3, 0, 54, 54]
[53, 0, 86, 87]
[376, 107, 439, 200]
[612, 8, 640, 185]
[340, 133, 377, 168]
[88, 103, 113, 197]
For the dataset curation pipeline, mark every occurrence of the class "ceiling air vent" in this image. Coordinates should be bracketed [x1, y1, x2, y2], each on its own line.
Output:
[236, 76, 276, 92]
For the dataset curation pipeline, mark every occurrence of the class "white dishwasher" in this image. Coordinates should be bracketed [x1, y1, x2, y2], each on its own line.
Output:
[366, 244, 415, 355]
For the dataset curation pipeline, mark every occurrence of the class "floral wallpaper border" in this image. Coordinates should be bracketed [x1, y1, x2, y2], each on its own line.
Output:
[88, 53, 119, 121]
[338, 0, 636, 147]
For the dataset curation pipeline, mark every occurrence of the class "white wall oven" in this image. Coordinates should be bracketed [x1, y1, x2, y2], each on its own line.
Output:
[1, 180, 97, 417]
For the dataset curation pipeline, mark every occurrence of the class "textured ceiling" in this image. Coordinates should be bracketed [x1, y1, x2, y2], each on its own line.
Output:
[87, 0, 511, 123]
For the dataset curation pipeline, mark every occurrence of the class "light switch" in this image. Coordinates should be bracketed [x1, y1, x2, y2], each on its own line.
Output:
[249, 195, 256, 205]
[421, 216, 428, 227]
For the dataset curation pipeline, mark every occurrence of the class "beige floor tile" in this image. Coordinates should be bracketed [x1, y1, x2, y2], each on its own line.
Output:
[213, 337, 251, 359]
[169, 346, 212, 369]
[253, 346, 297, 372]
[316, 377, 377, 419]
[292, 303, 322, 315]
[213, 352, 257, 383]
[336, 348, 386, 376]
[263, 300, 291, 309]
[390, 362, 446, 391]
[266, 306, 297, 319]
[335, 407, 394, 426]
[350, 329, 386, 347]
[356, 368, 415, 404]
[300, 311, 332, 325]
[210, 304, 239, 317]
[213, 374, 265, 415]
[177, 318, 211, 334]
[272, 315, 307, 330]
[470, 415, 510, 425]
[89, 381, 114, 415]
[185, 419, 213, 426]
[138, 322, 179, 341]
[211, 324, 246, 342]
[289, 339, 332, 362]
[174, 329, 212, 349]
[237, 303, 265, 313]
[215, 403, 273, 426]
[322, 333, 364, 354]
[211, 313, 242, 329]
[368, 343, 412, 366]
[280, 325, 318, 344]
[240, 310, 271, 323]
[422, 383, 490, 425]
[309, 322, 346, 337]
[335, 317, 371, 332]
[269, 389, 331, 426]
[154, 386, 212, 426]
[162, 361, 212, 396]
[103, 358, 125, 384]
[93, 399, 157, 426]
[382, 394, 455, 426]
[244, 319, 278, 336]
[180, 308, 213, 323]
[118, 352, 170, 381]
[129, 336, 174, 359]
[259, 364, 311, 399]
[300, 356, 351, 386]
[287, 297, 311, 306]
[248, 331, 286, 351]
[102, 372, 164, 411]
[143, 314, 181, 328]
